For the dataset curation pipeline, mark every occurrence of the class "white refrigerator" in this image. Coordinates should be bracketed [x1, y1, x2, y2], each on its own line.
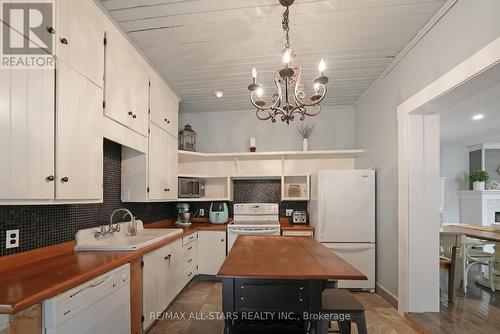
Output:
[308, 170, 376, 292]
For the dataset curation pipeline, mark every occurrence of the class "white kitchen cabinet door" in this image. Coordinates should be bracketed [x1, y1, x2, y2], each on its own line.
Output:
[0, 68, 55, 200]
[198, 231, 226, 275]
[149, 73, 179, 137]
[56, 0, 105, 88]
[165, 87, 179, 137]
[56, 62, 103, 200]
[148, 123, 166, 201]
[104, 24, 148, 136]
[148, 123, 177, 201]
[165, 133, 178, 200]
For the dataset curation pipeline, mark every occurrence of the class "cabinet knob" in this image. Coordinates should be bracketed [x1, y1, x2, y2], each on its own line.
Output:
[164, 254, 171, 261]
[164, 188, 170, 192]
[60, 38, 68, 45]
[47, 27, 55, 34]
[132, 114, 137, 119]
[164, 118, 170, 124]
[46, 175, 55, 182]
[221, 239, 224, 242]
[61, 177, 69, 183]
[128, 111, 133, 116]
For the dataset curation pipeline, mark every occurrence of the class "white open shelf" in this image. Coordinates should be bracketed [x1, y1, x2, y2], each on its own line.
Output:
[177, 175, 232, 202]
[179, 149, 363, 162]
[281, 175, 310, 201]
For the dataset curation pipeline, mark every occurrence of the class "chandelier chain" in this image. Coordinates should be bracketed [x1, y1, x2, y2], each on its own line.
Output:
[282, 6, 290, 48]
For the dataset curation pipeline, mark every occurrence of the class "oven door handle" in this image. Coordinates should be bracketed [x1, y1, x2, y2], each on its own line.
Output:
[228, 227, 280, 235]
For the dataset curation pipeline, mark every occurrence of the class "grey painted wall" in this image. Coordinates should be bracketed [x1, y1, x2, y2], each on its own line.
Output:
[441, 146, 468, 224]
[179, 106, 356, 153]
[355, 0, 500, 297]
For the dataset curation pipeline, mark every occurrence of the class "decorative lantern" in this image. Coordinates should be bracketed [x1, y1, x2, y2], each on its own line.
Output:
[179, 124, 197, 151]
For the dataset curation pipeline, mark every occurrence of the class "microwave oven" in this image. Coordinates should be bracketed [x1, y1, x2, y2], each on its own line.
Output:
[178, 178, 205, 198]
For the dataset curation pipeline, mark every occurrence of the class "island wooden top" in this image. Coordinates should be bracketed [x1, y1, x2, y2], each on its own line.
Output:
[441, 225, 500, 242]
[218, 236, 367, 280]
[0, 220, 227, 314]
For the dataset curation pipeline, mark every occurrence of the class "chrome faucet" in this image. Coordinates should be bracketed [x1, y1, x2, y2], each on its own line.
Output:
[110, 208, 137, 236]
[95, 208, 137, 238]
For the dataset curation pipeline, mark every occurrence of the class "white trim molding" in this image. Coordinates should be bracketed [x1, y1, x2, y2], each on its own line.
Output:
[397, 36, 500, 314]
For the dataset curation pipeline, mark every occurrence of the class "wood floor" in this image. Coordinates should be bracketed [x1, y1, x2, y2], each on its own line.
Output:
[409, 268, 500, 333]
[148, 279, 418, 334]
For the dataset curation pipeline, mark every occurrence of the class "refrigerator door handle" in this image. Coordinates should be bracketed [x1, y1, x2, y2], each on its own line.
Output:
[320, 185, 326, 234]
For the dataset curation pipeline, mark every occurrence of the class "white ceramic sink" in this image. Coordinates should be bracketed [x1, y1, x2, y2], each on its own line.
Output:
[75, 221, 183, 252]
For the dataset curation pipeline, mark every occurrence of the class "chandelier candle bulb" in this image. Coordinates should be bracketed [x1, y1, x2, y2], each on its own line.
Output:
[319, 59, 326, 76]
[252, 67, 257, 83]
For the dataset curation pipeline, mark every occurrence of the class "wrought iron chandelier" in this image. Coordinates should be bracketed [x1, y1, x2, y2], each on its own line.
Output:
[248, 0, 329, 124]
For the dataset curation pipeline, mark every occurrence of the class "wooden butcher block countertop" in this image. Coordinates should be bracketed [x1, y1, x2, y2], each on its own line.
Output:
[0, 219, 227, 314]
[218, 236, 366, 281]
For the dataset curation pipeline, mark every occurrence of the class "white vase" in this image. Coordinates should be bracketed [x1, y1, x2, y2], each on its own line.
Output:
[302, 138, 308, 151]
[473, 181, 485, 191]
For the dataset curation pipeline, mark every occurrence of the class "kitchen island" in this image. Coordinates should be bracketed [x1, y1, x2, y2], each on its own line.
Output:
[217, 236, 366, 333]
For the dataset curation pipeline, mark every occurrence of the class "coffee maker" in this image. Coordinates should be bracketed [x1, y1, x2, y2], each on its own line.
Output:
[176, 203, 192, 226]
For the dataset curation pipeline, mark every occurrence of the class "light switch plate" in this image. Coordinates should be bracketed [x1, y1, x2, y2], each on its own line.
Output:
[199, 209, 205, 217]
[285, 209, 294, 217]
[6, 230, 19, 249]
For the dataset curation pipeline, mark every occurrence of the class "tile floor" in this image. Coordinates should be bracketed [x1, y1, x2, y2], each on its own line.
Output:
[148, 279, 418, 334]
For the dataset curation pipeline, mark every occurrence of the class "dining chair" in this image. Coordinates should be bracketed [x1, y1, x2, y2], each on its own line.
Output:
[462, 237, 495, 293]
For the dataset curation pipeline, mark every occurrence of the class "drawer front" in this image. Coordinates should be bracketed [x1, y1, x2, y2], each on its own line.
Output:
[282, 230, 314, 237]
[182, 232, 198, 246]
[183, 241, 197, 257]
[234, 279, 311, 313]
[183, 252, 197, 271]
[183, 263, 197, 282]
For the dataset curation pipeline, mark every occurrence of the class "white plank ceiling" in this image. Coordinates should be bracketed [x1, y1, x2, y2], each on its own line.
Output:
[99, 0, 446, 113]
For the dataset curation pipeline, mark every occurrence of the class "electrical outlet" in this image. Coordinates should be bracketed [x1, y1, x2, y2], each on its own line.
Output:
[286, 209, 294, 217]
[199, 209, 205, 217]
[6, 229, 19, 249]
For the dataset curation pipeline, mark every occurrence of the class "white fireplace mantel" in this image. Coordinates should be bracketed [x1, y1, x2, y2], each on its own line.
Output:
[459, 190, 500, 226]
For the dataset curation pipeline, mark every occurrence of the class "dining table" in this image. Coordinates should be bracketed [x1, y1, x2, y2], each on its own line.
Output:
[217, 235, 367, 334]
[441, 224, 500, 291]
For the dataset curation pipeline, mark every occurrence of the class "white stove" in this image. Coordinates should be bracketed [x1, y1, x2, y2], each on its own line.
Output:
[227, 203, 281, 250]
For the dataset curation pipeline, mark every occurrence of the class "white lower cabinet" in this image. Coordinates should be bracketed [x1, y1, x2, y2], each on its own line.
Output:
[197, 231, 227, 275]
[142, 239, 182, 330]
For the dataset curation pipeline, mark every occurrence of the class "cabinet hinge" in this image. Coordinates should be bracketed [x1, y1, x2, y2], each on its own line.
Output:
[148, 128, 151, 134]
[102, 101, 106, 108]
[148, 108, 151, 114]
[141, 260, 144, 268]
[147, 187, 150, 193]
[141, 315, 145, 323]
[103, 37, 107, 46]
[149, 81, 151, 87]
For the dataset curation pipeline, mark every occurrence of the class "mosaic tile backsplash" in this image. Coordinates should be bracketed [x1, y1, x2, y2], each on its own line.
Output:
[0, 140, 307, 257]
[0, 140, 177, 257]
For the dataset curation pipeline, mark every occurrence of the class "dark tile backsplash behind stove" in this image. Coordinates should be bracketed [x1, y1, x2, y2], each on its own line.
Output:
[0, 139, 177, 257]
[0, 140, 307, 257]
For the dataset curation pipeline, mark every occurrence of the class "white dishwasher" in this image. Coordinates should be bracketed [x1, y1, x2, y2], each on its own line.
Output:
[43, 264, 130, 334]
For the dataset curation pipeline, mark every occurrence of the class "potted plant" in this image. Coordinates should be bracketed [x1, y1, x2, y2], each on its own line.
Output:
[297, 124, 315, 151]
[470, 170, 489, 191]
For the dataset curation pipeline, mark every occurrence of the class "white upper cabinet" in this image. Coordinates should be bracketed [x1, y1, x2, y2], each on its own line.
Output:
[0, 68, 55, 200]
[148, 123, 178, 201]
[56, 62, 103, 200]
[104, 23, 149, 137]
[149, 72, 179, 137]
[55, 0, 105, 88]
